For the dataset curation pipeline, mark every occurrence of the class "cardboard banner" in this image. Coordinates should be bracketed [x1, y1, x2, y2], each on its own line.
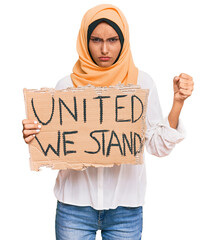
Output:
[23, 84, 149, 171]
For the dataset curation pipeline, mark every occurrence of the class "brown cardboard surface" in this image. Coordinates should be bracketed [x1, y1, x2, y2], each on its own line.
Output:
[23, 84, 149, 171]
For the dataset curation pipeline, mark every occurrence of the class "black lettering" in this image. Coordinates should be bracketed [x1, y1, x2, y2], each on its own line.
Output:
[106, 130, 123, 156]
[83, 98, 86, 123]
[115, 95, 130, 122]
[131, 95, 144, 123]
[93, 96, 110, 124]
[63, 131, 78, 156]
[134, 132, 142, 156]
[59, 97, 77, 125]
[122, 132, 133, 156]
[31, 97, 54, 125]
[101, 130, 107, 155]
[84, 130, 109, 154]
[35, 131, 60, 156]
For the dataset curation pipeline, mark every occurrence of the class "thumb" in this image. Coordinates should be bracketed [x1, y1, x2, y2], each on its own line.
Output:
[173, 76, 180, 84]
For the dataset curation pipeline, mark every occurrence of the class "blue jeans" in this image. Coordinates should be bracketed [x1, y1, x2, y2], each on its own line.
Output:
[55, 200, 143, 240]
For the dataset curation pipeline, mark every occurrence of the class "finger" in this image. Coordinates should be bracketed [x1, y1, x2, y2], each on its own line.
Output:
[179, 88, 193, 96]
[24, 134, 35, 144]
[22, 119, 38, 125]
[177, 92, 191, 101]
[179, 77, 194, 83]
[24, 123, 42, 130]
[173, 76, 180, 83]
[23, 129, 41, 137]
[179, 73, 193, 80]
[179, 81, 194, 90]
[179, 78, 194, 86]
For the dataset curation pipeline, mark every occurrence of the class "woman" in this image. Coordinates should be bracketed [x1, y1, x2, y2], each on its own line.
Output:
[22, 4, 194, 240]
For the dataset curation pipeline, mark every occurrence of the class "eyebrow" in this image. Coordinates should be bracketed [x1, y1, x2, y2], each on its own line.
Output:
[90, 35, 119, 40]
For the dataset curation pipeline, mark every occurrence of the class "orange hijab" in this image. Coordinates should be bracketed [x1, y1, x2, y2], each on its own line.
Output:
[70, 4, 138, 87]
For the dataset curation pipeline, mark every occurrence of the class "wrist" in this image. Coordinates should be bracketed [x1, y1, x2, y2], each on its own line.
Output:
[173, 98, 184, 108]
[168, 98, 184, 129]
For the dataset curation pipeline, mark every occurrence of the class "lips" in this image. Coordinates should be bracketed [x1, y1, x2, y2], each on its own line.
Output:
[99, 57, 111, 61]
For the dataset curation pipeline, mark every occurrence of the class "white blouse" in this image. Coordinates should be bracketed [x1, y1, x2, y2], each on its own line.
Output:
[53, 70, 186, 210]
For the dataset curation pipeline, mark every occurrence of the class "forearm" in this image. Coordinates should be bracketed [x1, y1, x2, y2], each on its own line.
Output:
[168, 100, 184, 129]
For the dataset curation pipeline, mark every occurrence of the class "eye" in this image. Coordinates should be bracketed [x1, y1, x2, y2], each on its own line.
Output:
[108, 38, 119, 42]
[91, 38, 101, 42]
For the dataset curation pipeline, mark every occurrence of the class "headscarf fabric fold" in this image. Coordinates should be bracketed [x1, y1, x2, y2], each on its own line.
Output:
[70, 4, 138, 87]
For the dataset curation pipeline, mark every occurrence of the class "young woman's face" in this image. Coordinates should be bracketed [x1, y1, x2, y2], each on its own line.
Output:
[89, 22, 121, 68]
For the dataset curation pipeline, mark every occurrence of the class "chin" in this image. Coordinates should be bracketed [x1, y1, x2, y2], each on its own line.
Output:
[98, 62, 113, 68]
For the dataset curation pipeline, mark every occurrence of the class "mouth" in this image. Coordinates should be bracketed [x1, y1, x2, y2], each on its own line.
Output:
[99, 57, 111, 61]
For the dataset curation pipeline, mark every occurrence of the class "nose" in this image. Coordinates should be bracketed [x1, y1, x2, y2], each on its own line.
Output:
[101, 42, 108, 55]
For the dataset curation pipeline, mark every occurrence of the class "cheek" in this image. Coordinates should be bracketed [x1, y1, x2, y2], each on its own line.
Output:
[111, 44, 121, 56]
[89, 44, 98, 58]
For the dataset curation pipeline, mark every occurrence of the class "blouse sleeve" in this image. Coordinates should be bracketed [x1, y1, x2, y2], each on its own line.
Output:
[144, 83, 186, 157]
[55, 75, 73, 90]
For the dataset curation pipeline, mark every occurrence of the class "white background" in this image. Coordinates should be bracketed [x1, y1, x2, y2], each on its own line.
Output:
[0, 0, 215, 239]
